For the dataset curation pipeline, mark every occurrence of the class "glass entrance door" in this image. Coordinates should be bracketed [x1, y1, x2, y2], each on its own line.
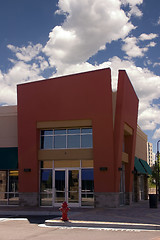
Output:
[68, 170, 79, 204]
[54, 169, 80, 206]
[55, 170, 65, 203]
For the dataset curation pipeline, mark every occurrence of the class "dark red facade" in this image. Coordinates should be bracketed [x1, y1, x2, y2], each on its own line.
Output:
[17, 68, 138, 207]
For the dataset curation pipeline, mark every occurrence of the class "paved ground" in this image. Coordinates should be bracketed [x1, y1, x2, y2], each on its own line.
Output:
[0, 200, 160, 230]
[0, 200, 160, 239]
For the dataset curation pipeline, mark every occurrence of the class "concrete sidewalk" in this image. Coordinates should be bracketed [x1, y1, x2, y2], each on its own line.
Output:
[0, 200, 160, 230]
[46, 200, 160, 231]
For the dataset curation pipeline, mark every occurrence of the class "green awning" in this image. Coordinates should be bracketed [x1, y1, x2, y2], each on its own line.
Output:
[134, 157, 146, 174]
[0, 147, 18, 170]
[139, 159, 152, 175]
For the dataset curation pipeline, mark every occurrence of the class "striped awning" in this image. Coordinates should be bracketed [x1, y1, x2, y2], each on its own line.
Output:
[134, 157, 152, 175]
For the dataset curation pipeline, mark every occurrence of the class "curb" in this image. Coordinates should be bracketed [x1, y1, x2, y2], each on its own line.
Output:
[45, 219, 160, 231]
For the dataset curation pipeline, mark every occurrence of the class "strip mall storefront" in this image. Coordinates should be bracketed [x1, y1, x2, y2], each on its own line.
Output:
[0, 68, 152, 207]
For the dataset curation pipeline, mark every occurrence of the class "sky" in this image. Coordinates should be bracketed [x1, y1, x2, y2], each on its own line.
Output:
[0, 0, 160, 153]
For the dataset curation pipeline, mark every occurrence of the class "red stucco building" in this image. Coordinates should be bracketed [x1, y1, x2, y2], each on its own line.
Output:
[17, 68, 139, 208]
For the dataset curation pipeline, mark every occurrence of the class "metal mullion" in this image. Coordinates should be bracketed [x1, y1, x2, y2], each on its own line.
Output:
[52, 129, 54, 149]
[66, 169, 68, 203]
[80, 128, 82, 148]
[79, 166, 81, 207]
[7, 170, 9, 205]
[52, 166, 55, 207]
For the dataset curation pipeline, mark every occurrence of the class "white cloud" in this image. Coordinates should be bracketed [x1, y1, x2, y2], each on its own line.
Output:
[122, 34, 158, 58]
[122, 36, 147, 58]
[0, 61, 44, 105]
[102, 56, 160, 134]
[2, 0, 160, 139]
[128, 5, 143, 17]
[120, 0, 143, 17]
[121, 0, 143, 4]
[153, 62, 160, 67]
[157, 17, 160, 25]
[153, 128, 160, 140]
[139, 33, 158, 41]
[146, 42, 156, 47]
[43, 0, 135, 67]
[7, 43, 43, 62]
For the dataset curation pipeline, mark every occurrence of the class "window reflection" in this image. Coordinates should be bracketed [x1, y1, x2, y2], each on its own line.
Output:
[67, 135, 80, 148]
[40, 169, 52, 206]
[40, 128, 93, 150]
[81, 169, 94, 206]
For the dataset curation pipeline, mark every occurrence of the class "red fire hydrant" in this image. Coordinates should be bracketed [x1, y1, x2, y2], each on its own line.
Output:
[59, 201, 70, 221]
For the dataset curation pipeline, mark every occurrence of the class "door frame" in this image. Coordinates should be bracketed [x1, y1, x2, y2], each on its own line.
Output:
[53, 168, 81, 207]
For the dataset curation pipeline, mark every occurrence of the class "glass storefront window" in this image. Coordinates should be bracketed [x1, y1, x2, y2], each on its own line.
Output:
[54, 129, 66, 135]
[0, 170, 19, 206]
[81, 135, 93, 148]
[40, 169, 52, 206]
[68, 170, 79, 203]
[41, 136, 53, 149]
[40, 128, 93, 150]
[54, 135, 66, 149]
[67, 135, 80, 148]
[81, 169, 94, 206]
[55, 171, 65, 203]
[81, 128, 92, 134]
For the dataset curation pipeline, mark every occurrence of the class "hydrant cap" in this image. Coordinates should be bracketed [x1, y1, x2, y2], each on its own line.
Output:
[62, 201, 68, 207]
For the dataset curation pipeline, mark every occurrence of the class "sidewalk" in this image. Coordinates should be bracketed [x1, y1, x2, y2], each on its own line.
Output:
[0, 200, 160, 230]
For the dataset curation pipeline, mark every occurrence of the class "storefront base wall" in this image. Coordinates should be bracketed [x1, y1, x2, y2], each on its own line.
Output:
[125, 192, 132, 205]
[144, 176, 149, 200]
[19, 192, 39, 207]
[94, 192, 120, 208]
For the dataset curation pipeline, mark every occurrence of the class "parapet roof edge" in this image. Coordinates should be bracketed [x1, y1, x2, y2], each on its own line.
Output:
[0, 105, 17, 116]
[17, 68, 111, 87]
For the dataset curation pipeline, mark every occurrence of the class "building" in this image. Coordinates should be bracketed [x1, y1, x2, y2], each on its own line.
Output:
[0, 68, 151, 208]
[133, 126, 151, 201]
[152, 152, 156, 165]
[147, 142, 153, 167]
[0, 106, 18, 205]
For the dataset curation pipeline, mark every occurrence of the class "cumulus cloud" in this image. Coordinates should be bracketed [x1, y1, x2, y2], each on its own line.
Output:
[121, 0, 143, 17]
[153, 62, 160, 67]
[122, 36, 147, 58]
[48, 56, 160, 136]
[1, 0, 160, 140]
[43, 0, 135, 67]
[0, 61, 44, 105]
[102, 56, 160, 133]
[122, 33, 158, 58]
[153, 128, 160, 139]
[139, 33, 158, 41]
[146, 42, 157, 48]
[7, 43, 43, 62]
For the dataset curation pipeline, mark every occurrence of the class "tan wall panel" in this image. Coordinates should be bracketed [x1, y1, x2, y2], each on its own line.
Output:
[40, 160, 93, 168]
[41, 160, 53, 168]
[122, 152, 128, 163]
[54, 160, 80, 168]
[82, 160, 93, 168]
[0, 108, 17, 147]
[37, 119, 92, 129]
[38, 149, 93, 161]
[135, 126, 147, 161]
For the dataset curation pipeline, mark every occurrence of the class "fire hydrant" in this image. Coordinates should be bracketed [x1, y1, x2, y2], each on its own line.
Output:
[59, 201, 70, 221]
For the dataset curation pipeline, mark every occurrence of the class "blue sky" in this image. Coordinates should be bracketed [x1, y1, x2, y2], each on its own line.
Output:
[0, 0, 160, 153]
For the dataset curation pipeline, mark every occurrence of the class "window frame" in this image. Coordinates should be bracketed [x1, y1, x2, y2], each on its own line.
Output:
[40, 127, 93, 150]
